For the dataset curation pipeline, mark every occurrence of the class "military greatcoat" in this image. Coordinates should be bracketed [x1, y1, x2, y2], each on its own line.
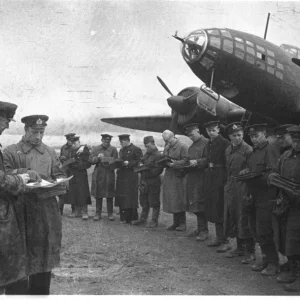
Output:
[186, 135, 208, 213]
[162, 139, 189, 213]
[223, 141, 253, 239]
[89, 145, 118, 198]
[274, 149, 300, 257]
[115, 143, 143, 209]
[3, 137, 66, 277]
[203, 135, 231, 223]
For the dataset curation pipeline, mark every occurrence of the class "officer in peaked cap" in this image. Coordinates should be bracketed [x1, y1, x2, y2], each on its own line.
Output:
[0, 102, 31, 294]
[271, 124, 300, 291]
[240, 122, 281, 275]
[223, 121, 256, 263]
[203, 120, 220, 129]
[89, 133, 118, 221]
[184, 123, 210, 240]
[58, 132, 77, 216]
[3, 113, 67, 294]
[274, 124, 294, 155]
[115, 133, 143, 224]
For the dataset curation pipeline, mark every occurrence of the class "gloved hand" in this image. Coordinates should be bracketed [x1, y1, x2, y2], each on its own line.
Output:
[17, 173, 30, 184]
[26, 170, 42, 182]
[239, 168, 250, 175]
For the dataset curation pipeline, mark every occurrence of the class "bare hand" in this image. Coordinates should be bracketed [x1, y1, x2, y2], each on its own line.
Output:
[239, 168, 250, 175]
[166, 162, 174, 167]
[18, 173, 30, 184]
[26, 170, 42, 182]
[189, 160, 197, 167]
[97, 153, 104, 160]
[123, 161, 129, 166]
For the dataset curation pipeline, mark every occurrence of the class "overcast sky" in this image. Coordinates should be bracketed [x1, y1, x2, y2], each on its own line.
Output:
[1, 0, 300, 134]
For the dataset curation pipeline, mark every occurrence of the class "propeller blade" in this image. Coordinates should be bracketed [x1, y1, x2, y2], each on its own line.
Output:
[157, 76, 173, 96]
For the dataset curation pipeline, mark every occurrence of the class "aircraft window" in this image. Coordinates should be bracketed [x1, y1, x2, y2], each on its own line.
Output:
[220, 30, 232, 39]
[256, 52, 266, 61]
[246, 46, 255, 55]
[209, 36, 221, 49]
[223, 39, 233, 53]
[235, 42, 245, 51]
[267, 66, 275, 74]
[234, 49, 244, 60]
[256, 45, 265, 53]
[207, 29, 220, 36]
[246, 55, 255, 64]
[234, 37, 244, 43]
[277, 62, 284, 70]
[246, 41, 254, 47]
[267, 57, 275, 66]
[275, 71, 283, 80]
[255, 60, 265, 70]
[200, 56, 214, 70]
[267, 49, 275, 57]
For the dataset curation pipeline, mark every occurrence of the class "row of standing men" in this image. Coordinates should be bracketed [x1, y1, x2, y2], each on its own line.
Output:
[59, 120, 300, 292]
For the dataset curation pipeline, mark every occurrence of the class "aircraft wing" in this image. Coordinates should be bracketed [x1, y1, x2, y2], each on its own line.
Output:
[101, 115, 172, 133]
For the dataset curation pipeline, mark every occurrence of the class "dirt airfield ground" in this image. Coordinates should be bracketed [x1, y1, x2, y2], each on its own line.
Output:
[51, 171, 297, 296]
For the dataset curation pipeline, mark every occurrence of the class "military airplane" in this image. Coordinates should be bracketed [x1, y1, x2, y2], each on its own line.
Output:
[101, 27, 300, 134]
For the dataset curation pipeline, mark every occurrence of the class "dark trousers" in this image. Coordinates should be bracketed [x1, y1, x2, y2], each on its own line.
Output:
[173, 211, 186, 225]
[5, 272, 52, 295]
[216, 222, 228, 244]
[120, 208, 138, 223]
[195, 212, 208, 233]
[96, 197, 113, 215]
[58, 195, 74, 213]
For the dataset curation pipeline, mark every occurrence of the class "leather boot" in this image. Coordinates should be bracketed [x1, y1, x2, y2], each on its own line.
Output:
[94, 198, 102, 221]
[132, 207, 149, 225]
[226, 238, 244, 258]
[277, 260, 297, 283]
[284, 277, 300, 292]
[107, 198, 114, 220]
[261, 262, 280, 276]
[187, 213, 201, 237]
[167, 213, 180, 230]
[176, 212, 186, 231]
[147, 206, 160, 228]
[252, 255, 268, 272]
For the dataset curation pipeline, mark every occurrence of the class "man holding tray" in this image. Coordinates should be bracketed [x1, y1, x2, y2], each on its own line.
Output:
[3, 114, 67, 295]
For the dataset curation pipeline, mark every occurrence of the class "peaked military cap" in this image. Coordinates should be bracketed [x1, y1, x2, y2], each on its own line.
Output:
[274, 124, 294, 137]
[101, 133, 113, 139]
[0, 101, 18, 121]
[65, 133, 76, 140]
[69, 135, 80, 142]
[226, 122, 243, 135]
[143, 136, 155, 144]
[245, 123, 267, 135]
[118, 134, 130, 140]
[287, 125, 300, 139]
[21, 115, 48, 127]
[183, 123, 200, 134]
[203, 120, 220, 128]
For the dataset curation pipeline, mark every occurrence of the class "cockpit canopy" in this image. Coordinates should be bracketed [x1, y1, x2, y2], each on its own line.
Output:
[280, 44, 300, 59]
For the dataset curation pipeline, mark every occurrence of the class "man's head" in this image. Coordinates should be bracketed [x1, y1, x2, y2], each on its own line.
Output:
[162, 130, 175, 145]
[274, 124, 294, 150]
[226, 122, 244, 146]
[143, 136, 156, 153]
[70, 136, 80, 148]
[204, 121, 220, 139]
[21, 115, 48, 146]
[101, 134, 112, 148]
[184, 123, 201, 142]
[246, 123, 267, 147]
[0, 101, 17, 135]
[65, 133, 76, 146]
[287, 125, 300, 152]
[118, 134, 130, 148]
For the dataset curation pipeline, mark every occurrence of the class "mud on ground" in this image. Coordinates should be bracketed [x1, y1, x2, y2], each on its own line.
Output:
[51, 201, 296, 295]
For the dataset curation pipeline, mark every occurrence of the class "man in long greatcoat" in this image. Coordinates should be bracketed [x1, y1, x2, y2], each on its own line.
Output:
[184, 123, 209, 241]
[202, 121, 231, 250]
[0, 102, 31, 294]
[3, 114, 67, 294]
[132, 136, 164, 228]
[269, 125, 300, 292]
[115, 134, 143, 224]
[223, 122, 255, 263]
[58, 132, 76, 215]
[240, 123, 280, 276]
[89, 133, 118, 221]
[66, 135, 92, 220]
[162, 130, 189, 231]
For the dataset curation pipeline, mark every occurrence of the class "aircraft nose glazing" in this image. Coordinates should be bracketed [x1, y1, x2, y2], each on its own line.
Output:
[182, 29, 208, 63]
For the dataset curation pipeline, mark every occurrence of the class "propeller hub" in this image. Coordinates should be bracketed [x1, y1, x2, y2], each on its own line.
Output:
[167, 96, 190, 114]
